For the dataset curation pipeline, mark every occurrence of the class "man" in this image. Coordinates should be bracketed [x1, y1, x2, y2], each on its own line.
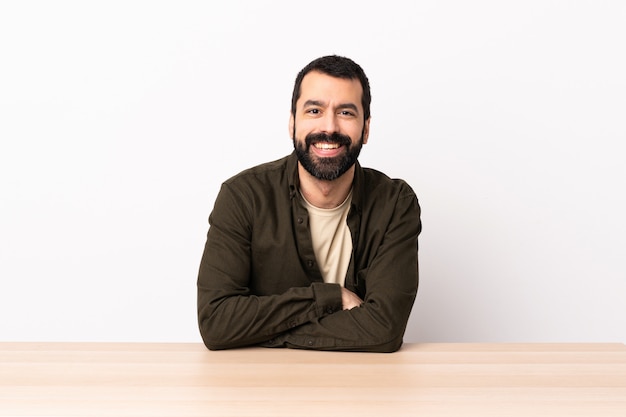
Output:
[197, 55, 421, 352]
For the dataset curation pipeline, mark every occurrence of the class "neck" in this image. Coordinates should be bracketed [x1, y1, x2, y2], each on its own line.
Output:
[298, 164, 355, 209]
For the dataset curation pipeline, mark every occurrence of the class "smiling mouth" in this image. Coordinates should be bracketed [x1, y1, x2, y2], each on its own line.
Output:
[313, 142, 342, 150]
[304, 132, 351, 153]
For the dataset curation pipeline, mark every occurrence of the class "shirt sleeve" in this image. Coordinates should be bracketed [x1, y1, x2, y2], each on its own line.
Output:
[197, 183, 343, 350]
[267, 190, 421, 353]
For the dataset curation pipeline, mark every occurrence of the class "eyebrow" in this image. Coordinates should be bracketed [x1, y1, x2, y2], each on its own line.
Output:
[303, 100, 359, 113]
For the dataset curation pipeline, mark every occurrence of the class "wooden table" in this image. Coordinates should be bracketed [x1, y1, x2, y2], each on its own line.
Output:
[1, 342, 625, 416]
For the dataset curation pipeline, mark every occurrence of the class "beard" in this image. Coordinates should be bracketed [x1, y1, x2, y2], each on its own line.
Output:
[293, 131, 363, 181]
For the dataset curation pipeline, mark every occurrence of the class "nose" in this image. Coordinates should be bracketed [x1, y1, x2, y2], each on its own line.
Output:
[320, 112, 338, 134]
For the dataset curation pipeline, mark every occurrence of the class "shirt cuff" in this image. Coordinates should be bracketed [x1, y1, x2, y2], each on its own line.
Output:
[311, 282, 343, 317]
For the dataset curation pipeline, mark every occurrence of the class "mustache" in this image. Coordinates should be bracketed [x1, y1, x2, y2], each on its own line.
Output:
[305, 132, 352, 148]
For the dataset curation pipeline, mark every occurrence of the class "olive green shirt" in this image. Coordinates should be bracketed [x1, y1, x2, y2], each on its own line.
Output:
[197, 152, 421, 352]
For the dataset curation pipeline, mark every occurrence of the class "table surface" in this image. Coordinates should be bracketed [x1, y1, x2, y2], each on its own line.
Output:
[1, 342, 625, 417]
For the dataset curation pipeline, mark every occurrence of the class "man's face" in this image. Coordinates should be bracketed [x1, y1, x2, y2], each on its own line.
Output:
[290, 71, 370, 181]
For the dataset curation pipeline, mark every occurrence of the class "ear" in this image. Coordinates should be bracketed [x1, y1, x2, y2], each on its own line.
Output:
[362, 117, 371, 144]
[288, 113, 294, 139]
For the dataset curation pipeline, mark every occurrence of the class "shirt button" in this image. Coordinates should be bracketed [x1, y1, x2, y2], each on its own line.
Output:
[307, 340, 314, 346]
[326, 307, 334, 314]
[297, 217, 304, 224]
[289, 321, 297, 328]
[307, 260, 314, 268]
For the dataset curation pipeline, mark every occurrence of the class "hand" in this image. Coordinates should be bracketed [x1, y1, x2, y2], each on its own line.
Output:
[341, 287, 364, 310]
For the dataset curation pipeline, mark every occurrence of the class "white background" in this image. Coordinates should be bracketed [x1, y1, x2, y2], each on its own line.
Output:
[1, 1, 624, 343]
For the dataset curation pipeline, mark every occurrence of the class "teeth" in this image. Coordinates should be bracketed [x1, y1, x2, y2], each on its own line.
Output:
[314, 143, 340, 149]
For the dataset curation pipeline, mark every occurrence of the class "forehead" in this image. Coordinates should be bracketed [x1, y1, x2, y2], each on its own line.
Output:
[298, 71, 363, 108]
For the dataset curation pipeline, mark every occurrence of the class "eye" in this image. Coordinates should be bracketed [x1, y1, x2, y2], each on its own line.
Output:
[305, 108, 321, 115]
[339, 110, 355, 117]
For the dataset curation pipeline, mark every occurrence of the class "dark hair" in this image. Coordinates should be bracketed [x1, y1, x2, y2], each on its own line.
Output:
[290, 55, 371, 120]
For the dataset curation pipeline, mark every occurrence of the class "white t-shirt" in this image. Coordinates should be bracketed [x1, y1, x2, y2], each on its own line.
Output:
[300, 190, 353, 287]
